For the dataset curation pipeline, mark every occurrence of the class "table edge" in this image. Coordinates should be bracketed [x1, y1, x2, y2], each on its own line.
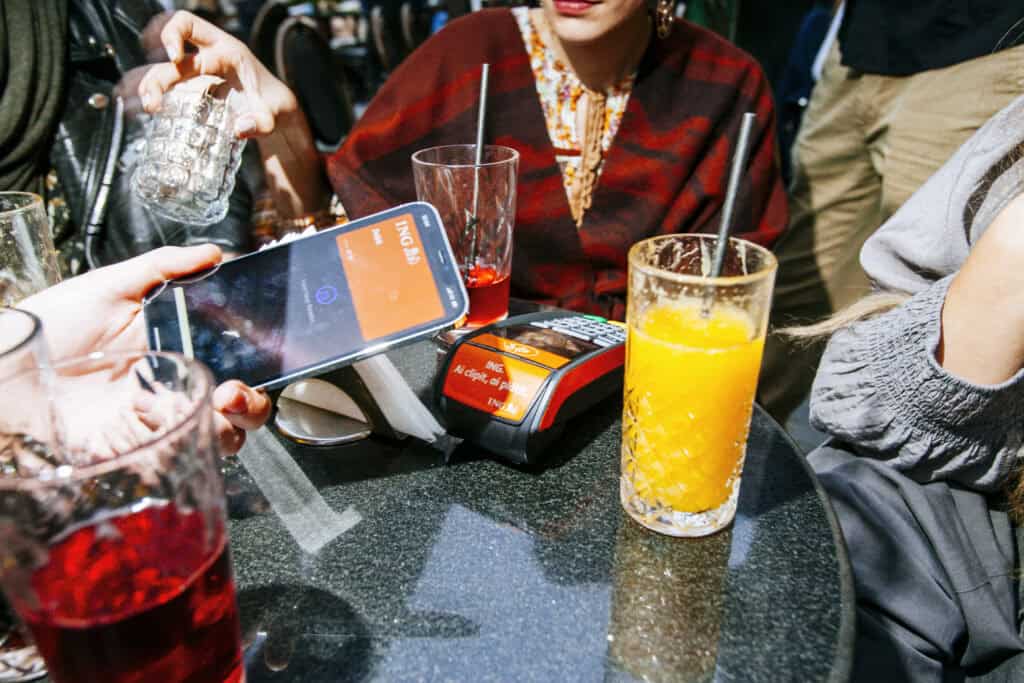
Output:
[754, 404, 855, 683]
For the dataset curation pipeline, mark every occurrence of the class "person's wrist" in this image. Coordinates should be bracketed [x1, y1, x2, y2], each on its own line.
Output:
[263, 74, 299, 121]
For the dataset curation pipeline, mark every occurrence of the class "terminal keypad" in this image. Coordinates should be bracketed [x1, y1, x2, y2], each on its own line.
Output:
[530, 315, 626, 347]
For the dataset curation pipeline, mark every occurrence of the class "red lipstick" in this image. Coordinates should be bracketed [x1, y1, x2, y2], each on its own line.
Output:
[553, 0, 596, 16]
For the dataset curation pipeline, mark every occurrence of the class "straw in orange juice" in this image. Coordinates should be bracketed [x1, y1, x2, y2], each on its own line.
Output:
[622, 299, 765, 513]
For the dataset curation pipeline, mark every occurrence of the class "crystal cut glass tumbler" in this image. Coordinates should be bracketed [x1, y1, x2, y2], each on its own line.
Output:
[620, 234, 777, 537]
[132, 85, 247, 226]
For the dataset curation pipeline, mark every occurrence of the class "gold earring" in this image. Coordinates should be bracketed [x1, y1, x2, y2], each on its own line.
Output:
[656, 0, 675, 39]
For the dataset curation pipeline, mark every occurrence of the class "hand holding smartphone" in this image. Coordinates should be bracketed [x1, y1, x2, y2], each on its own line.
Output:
[143, 202, 468, 390]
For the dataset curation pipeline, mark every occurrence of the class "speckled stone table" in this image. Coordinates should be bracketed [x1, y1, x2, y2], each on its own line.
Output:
[213, 335, 855, 683]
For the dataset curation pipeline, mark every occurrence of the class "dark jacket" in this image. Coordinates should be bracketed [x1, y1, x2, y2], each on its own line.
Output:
[839, 0, 1024, 76]
[56, 0, 252, 271]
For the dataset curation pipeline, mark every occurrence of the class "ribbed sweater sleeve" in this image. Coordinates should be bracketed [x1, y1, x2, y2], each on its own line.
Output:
[809, 275, 1024, 492]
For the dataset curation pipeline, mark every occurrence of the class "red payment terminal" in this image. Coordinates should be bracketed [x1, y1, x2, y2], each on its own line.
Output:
[435, 312, 626, 464]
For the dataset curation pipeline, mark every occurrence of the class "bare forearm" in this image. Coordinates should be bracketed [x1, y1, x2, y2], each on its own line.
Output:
[940, 277, 1024, 384]
[938, 198, 1024, 384]
[254, 106, 330, 219]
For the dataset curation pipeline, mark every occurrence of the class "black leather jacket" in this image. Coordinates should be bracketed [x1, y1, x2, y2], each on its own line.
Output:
[53, 0, 253, 270]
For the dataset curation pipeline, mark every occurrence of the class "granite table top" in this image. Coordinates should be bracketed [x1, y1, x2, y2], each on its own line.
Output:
[220, 338, 855, 683]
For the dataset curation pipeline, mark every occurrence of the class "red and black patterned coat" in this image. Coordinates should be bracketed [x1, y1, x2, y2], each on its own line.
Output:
[328, 9, 788, 319]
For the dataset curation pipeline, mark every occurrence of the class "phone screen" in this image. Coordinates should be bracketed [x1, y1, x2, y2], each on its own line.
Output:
[144, 204, 467, 388]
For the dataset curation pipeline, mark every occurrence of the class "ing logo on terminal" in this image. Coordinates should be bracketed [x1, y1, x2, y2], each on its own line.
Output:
[504, 342, 538, 358]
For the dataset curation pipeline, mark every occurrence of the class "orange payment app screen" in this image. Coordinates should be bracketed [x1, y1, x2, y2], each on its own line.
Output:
[336, 213, 444, 342]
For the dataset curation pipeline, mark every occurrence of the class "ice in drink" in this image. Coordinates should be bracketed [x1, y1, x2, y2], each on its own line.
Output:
[621, 299, 764, 530]
[16, 502, 243, 683]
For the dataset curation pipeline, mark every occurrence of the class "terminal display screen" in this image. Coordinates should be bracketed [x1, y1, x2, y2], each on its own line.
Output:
[441, 344, 551, 423]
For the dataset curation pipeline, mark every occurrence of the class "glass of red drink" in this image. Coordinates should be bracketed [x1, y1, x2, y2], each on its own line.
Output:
[0, 350, 244, 683]
[0, 308, 48, 681]
[412, 144, 519, 327]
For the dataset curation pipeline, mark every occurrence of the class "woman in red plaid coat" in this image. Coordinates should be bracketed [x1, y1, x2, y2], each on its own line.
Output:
[143, 2, 787, 318]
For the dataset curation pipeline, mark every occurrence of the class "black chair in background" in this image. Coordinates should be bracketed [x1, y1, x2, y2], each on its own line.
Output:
[249, 0, 290, 69]
[368, 2, 408, 77]
[445, 0, 471, 20]
[275, 15, 356, 152]
[329, 7, 378, 109]
[399, 1, 427, 54]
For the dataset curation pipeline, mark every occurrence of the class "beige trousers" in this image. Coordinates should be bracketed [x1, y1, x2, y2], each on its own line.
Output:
[759, 41, 1024, 423]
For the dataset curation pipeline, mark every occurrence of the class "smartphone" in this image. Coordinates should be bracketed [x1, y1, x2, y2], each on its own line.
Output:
[142, 202, 468, 390]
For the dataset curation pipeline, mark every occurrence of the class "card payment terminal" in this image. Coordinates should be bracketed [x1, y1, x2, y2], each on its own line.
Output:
[436, 312, 626, 464]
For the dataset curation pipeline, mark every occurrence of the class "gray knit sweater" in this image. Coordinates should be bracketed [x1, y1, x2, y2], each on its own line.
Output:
[809, 94, 1024, 492]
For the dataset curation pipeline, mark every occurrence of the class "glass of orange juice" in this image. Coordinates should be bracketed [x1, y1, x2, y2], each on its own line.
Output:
[621, 234, 777, 537]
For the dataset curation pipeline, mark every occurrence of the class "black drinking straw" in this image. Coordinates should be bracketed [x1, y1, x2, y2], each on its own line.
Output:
[463, 63, 490, 267]
[710, 112, 757, 280]
[700, 111, 757, 317]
